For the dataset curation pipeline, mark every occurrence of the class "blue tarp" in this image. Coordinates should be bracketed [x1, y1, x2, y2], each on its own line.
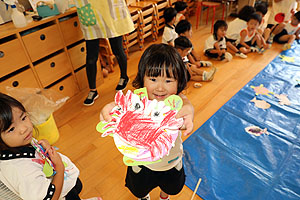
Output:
[183, 43, 300, 200]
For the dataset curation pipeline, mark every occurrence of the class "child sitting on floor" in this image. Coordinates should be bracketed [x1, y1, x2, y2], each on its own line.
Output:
[162, 7, 178, 46]
[175, 20, 213, 67]
[175, 36, 217, 82]
[0, 93, 101, 200]
[226, 5, 255, 58]
[255, 3, 272, 46]
[268, 11, 300, 50]
[204, 20, 233, 61]
[174, 1, 188, 25]
[235, 13, 265, 54]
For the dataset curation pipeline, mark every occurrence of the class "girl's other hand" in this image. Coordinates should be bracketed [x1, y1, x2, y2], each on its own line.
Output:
[176, 94, 194, 136]
[100, 102, 116, 122]
[48, 147, 64, 172]
[38, 139, 51, 154]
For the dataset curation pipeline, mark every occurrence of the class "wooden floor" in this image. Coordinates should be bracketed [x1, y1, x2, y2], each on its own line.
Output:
[53, 13, 283, 200]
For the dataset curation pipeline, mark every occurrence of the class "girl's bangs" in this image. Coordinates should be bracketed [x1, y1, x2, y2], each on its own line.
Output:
[144, 55, 178, 79]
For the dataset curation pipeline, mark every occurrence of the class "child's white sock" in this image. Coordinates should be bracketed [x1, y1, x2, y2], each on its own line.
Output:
[138, 194, 150, 200]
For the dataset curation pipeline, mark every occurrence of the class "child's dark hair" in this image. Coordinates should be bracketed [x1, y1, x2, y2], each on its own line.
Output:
[174, 1, 188, 12]
[163, 7, 177, 23]
[248, 13, 262, 24]
[213, 20, 227, 40]
[132, 44, 189, 94]
[175, 20, 191, 35]
[174, 36, 192, 50]
[255, 3, 268, 15]
[294, 11, 300, 22]
[238, 5, 255, 21]
[0, 93, 26, 151]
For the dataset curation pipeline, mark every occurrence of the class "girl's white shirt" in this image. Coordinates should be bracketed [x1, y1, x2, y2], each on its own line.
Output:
[236, 28, 257, 44]
[0, 151, 79, 200]
[226, 18, 248, 41]
[204, 35, 227, 51]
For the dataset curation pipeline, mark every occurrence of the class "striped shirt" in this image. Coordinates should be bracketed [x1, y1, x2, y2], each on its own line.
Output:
[74, 0, 134, 40]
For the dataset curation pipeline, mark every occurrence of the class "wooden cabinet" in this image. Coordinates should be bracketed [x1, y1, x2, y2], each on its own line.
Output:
[0, 38, 29, 77]
[0, 8, 102, 98]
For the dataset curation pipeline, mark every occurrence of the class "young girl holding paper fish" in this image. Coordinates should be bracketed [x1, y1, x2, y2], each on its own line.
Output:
[100, 44, 194, 200]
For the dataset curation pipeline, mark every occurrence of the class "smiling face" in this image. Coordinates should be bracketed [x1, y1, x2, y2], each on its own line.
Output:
[0, 107, 33, 148]
[144, 70, 178, 101]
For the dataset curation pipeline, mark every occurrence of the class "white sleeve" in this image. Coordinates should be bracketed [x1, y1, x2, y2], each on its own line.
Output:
[162, 27, 173, 44]
[204, 35, 216, 51]
[58, 153, 80, 197]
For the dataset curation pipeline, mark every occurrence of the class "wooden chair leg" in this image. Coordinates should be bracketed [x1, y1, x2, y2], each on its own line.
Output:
[206, 7, 209, 25]
[196, 3, 202, 29]
[212, 6, 216, 33]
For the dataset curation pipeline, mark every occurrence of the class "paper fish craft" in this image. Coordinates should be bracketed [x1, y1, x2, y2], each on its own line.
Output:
[96, 89, 184, 166]
[251, 84, 274, 96]
[279, 55, 295, 62]
[31, 138, 56, 177]
[245, 126, 268, 136]
[274, 94, 291, 106]
[251, 97, 271, 109]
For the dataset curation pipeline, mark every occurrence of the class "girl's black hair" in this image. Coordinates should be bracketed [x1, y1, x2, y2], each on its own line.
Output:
[132, 44, 189, 94]
[174, 1, 188, 12]
[248, 13, 262, 24]
[174, 36, 192, 50]
[295, 11, 300, 22]
[175, 20, 191, 34]
[163, 7, 177, 23]
[213, 20, 227, 40]
[255, 3, 268, 15]
[0, 93, 26, 151]
[238, 5, 255, 21]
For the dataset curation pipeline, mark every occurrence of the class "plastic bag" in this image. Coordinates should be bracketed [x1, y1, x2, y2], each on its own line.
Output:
[4, 87, 69, 125]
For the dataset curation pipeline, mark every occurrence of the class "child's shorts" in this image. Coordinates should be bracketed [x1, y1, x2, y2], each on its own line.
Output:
[236, 41, 256, 49]
[205, 48, 226, 59]
[273, 26, 288, 44]
[125, 164, 185, 198]
[225, 37, 236, 44]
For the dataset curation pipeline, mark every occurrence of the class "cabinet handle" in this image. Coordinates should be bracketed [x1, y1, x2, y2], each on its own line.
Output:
[59, 86, 64, 91]
[74, 21, 78, 27]
[12, 81, 19, 87]
[50, 62, 56, 68]
[0, 51, 4, 58]
[80, 47, 85, 52]
[40, 34, 46, 40]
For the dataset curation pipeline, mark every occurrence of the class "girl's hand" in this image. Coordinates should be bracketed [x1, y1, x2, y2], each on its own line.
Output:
[100, 101, 116, 122]
[47, 147, 64, 172]
[177, 94, 194, 136]
[38, 139, 51, 154]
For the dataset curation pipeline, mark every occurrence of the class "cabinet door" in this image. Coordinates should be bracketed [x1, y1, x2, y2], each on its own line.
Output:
[60, 16, 84, 46]
[0, 68, 39, 89]
[35, 52, 72, 87]
[49, 75, 79, 98]
[22, 24, 64, 62]
[68, 41, 86, 70]
[0, 39, 29, 77]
